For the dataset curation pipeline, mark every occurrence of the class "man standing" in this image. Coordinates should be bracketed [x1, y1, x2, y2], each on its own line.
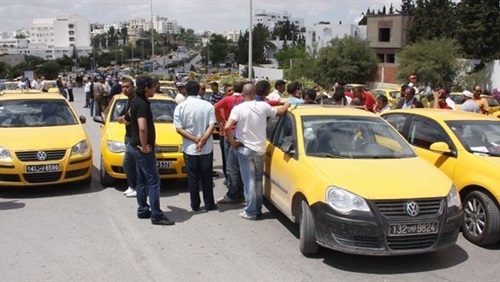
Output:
[129, 75, 174, 225]
[67, 76, 74, 102]
[210, 81, 223, 104]
[373, 95, 391, 113]
[117, 77, 137, 197]
[109, 78, 122, 97]
[286, 82, 304, 105]
[174, 81, 217, 212]
[267, 79, 286, 102]
[472, 85, 490, 115]
[225, 83, 290, 220]
[396, 87, 416, 109]
[460, 90, 480, 113]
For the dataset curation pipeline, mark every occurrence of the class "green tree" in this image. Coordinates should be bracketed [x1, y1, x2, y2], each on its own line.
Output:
[396, 38, 462, 88]
[24, 55, 46, 68]
[201, 34, 231, 65]
[275, 44, 308, 69]
[408, 0, 456, 43]
[312, 37, 378, 88]
[0, 61, 9, 78]
[38, 61, 61, 79]
[398, 0, 415, 15]
[252, 23, 276, 64]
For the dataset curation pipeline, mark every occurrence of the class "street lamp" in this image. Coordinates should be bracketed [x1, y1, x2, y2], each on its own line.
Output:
[151, 0, 154, 61]
[248, 0, 253, 80]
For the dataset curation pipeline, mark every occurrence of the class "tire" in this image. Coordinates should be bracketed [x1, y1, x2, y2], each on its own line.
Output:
[299, 200, 319, 255]
[100, 158, 115, 187]
[462, 190, 500, 246]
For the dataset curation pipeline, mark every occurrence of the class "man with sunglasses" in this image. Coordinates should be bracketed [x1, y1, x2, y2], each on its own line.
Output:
[472, 85, 490, 115]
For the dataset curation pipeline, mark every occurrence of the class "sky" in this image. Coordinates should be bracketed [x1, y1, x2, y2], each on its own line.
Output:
[0, 0, 398, 33]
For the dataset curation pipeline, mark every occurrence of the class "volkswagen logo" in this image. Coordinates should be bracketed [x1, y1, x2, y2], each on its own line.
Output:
[37, 151, 47, 161]
[405, 201, 420, 217]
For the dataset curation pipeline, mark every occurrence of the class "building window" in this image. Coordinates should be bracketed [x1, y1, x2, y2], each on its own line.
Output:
[386, 54, 395, 63]
[376, 53, 384, 63]
[68, 24, 74, 29]
[69, 30, 74, 35]
[379, 28, 391, 42]
[312, 31, 316, 42]
[69, 37, 75, 42]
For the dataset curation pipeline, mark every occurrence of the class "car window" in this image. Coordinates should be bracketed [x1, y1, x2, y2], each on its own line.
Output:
[266, 116, 280, 141]
[485, 97, 499, 107]
[0, 99, 77, 127]
[389, 91, 401, 99]
[110, 99, 177, 123]
[408, 118, 449, 149]
[274, 114, 294, 149]
[447, 120, 500, 156]
[383, 114, 409, 135]
[450, 95, 463, 104]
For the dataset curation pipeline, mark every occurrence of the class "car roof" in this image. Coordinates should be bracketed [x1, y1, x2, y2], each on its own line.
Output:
[287, 105, 379, 118]
[0, 91, 65, 100]
[384, 108, 499, 121]
[113, 93, 176, 102]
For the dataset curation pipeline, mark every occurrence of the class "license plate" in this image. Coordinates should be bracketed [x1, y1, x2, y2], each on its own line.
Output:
[389, 222, 439, 236]
[157, 161, 173, 168]
[25, 164, 61, 173]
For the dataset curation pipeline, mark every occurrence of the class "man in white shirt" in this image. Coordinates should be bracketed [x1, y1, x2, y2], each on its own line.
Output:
[266, 79, 286, 102]
[225, 83, 290, 220]
[174, 81, 217, 212]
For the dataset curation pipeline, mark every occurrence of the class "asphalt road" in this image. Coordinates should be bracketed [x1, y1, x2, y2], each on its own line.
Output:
[1, 87, 499, 281]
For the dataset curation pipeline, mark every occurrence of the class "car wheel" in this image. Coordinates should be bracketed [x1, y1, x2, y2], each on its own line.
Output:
[100, 157, 115, 187]
[462, 190, 500, 246]
[299, 200, 318, 255]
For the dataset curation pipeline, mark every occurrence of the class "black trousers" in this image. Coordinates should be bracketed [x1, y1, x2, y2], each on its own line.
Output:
[184, 152, 216, 211]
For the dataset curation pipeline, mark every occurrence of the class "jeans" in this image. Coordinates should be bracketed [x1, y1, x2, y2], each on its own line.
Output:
[184, 152, 215, 210]
[85, 92, 91, 107]
[89, 98, 95, 117]
[237, 146, 265, 217]
[123, 137, 137, 189]
[58, 87, 67, 99]
[219, 136, 227, 179]
[128, 144, 163, 220]
[225, 138, 243, 200]
[67, 88, 74, 102]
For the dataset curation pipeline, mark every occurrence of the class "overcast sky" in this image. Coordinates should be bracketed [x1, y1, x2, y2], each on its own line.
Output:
[0, 0, 397, 33]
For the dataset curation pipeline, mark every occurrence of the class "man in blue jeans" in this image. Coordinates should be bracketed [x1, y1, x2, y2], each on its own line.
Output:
[117, 77, 137, 197]
[129, 75, 174, 226]
[225, 83, 289, 220]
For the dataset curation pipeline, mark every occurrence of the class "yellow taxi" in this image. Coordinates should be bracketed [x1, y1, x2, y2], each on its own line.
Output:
[265, 105, 462, 256]
[370, 88, 401, 106]
[344, 84, 369, 93]
[94, 94, 186, 186]
[161, 87, 179, 99]
[159, 80, 176, 89]
[0, 90, 92, 186]
[382, 109, 500, 246]
[449, 93, 500, 114]
[44, 80, 60, 93]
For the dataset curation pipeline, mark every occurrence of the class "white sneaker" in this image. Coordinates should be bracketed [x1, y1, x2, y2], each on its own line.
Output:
[123, 187, 134, 195]
[125, 190, 137, 198]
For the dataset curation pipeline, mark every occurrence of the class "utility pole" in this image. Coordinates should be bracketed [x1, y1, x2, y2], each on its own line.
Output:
[248, 0, 253, 80]
[151, 0, 154, 62]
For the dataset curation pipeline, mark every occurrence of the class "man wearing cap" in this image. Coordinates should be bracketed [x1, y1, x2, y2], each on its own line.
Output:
[460, 90, 480, 113]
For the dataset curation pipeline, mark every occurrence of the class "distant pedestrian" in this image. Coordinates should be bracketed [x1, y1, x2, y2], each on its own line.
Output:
[472, 85, 490, 115]
[460, 90, 480, 113]
[67, 76, 74, 102]
[267, 79, 286, 102]
[129, 75, 174, 225]
[174, 80, 217, 212]
[57, 77, 67, 99]
[210, 81, 223, 104]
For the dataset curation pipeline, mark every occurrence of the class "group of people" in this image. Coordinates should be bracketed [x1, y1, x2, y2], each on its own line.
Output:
[84, 75, 123, 117]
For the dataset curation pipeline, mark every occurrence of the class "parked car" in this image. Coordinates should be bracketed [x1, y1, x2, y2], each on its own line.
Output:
[94, 94, 186, 186]
[449, 93, 500, 114]
[264, 105, 462, 256]
[0, 90, 92, 186]
[382, 109, 500, 245]
[370, 88, 401, 107]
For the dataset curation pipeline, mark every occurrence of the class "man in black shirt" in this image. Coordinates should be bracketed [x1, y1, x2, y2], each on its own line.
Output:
[129, 75, 174, 226]
[117, 77, 137, 198]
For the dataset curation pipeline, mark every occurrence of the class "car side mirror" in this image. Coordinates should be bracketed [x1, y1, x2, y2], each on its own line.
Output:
[281, 138, 295, 155]
[79, 115, 87, 124]
[93, 116, 104, 124]
[429, 142, 451, 154]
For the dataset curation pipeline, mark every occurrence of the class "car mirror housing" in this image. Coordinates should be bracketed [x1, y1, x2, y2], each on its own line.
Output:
[93, 116, 104, 124]
[429, 142, 451, 154]
[79, 115, 87, 124]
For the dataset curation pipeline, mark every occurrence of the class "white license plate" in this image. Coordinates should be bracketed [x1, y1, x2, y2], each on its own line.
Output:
[389, 222, 439, 236]
[25, 164, 61, 173]
[157, 161, 173, 168]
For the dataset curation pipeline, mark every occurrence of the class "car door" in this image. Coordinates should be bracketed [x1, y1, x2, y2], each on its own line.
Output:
[264, 113, 299, 218]
[407, 116, 458, 179]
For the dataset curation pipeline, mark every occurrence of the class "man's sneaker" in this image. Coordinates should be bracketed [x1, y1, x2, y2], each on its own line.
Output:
[125, 190, 137, 198]
[205, 204, 218, 211]
[138, 211, 151, 219]
[151, 216, 175, 226]
[239, 211, 257, 220]
[217, 196, 238, 204]
[123, 187, 135, 195]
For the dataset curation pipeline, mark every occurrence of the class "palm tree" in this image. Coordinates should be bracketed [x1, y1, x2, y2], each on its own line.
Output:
[252, 23, 276, 64]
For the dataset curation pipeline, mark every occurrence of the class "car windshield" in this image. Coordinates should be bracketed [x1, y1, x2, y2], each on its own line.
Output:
[446, 120, 500, 156]
[302, 116, 416, 159]
[110, 99, 177, 123]
[0, 99, 77, 127]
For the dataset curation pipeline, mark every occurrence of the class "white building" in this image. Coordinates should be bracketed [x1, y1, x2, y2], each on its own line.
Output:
[305, 22, 367, 53]
[8, 15, 92, 60]
[220, 30, 239, 42]
[254, 9, 305, 30]
[0, 38, 28, 48]
[166, 20, 180, 34]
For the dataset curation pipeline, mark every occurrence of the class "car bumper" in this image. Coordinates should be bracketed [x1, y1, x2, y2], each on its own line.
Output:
[0, 154, 92, 186]
[102, 149, 187, 179]
[310, 202, 463, 256]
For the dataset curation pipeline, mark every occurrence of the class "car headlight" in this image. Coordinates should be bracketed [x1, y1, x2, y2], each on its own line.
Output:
[106, 140, 126, 153]
[447, 186, 461, 208]
[326, 186, 371, 214]
[0, 146, 12, 161]
[71, 140, 90, 156]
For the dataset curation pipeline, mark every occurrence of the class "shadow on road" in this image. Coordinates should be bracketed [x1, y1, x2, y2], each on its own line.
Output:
[0, 200, 26, 210]
[0, 165, 104, 199]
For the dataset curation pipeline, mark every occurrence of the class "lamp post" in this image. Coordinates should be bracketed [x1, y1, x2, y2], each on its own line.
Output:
[151, 0, 154, 61]
[248, 0, 253, 80]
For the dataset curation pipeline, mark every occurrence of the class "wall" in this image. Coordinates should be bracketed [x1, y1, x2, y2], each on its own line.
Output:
[238, 65, 284, 80]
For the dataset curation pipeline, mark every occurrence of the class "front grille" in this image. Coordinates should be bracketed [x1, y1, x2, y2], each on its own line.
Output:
[111, 166, 125, 174]
[65, 168, 89, 179]
[23, 172, 62, 183]
[155, 146, 179, 153]
[0, 174, 21, 182]
[374, 199, 443, 217]
[387, 234, 437, 250]
[159, 168, 177, 175]
[16, 150, 67, 162]
[335, 234, 382, 249]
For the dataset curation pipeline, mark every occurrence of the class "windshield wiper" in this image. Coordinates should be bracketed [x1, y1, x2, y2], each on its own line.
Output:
[308, 153, 346, 159]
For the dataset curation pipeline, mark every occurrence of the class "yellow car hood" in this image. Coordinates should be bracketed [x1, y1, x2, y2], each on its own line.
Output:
[307, 157, 452, 200]
[1, 125, 87, 150]
[107, 122, 182, 145]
